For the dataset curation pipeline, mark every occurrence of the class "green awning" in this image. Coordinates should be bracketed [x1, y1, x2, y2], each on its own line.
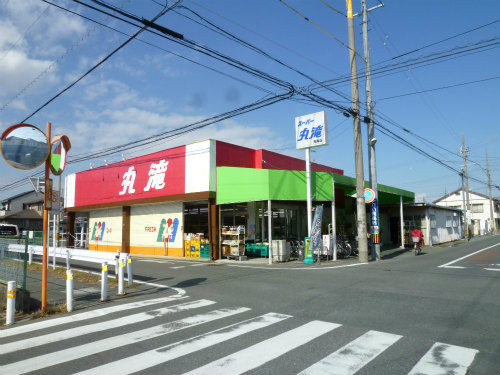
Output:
[216, 167, 414, 205]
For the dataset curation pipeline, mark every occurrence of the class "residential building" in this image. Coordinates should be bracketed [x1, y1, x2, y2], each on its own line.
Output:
[433, 189, 500, 235]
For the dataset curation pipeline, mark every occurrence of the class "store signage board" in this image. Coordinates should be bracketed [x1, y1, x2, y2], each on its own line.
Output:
[73, 145, 186, 207]
[295, 111, 328, 150]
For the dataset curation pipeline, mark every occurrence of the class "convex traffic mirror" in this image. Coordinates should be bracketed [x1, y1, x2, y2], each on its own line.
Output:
[0, 124, 50, 170]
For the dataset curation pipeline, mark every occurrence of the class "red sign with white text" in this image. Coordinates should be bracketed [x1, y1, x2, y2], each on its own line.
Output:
[74, 146, 186, 207]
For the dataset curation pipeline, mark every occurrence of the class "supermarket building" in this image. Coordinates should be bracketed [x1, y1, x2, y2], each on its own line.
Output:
[64, 139, 414, 259]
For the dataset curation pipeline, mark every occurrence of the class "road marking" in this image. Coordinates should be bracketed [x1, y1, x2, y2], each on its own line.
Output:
[0, 307, 251, 375]
[484, 268, 500, 272]
[299, 330, 402, 375]
[72, 312, 291, 375]
[227, 262, 368, 270]
[438, 243, 499, 269]
[136, 259, 175, 264]
[0, 299, 215, 355]
[183, 320, 341, 375]
[408, 342, 479, 375]
[0, 295, 187, 338]
[171, 266, 186, 269]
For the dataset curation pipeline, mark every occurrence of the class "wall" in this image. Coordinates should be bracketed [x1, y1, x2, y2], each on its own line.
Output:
[88, 208, 122, 251]
[427, 207, 462, 245]
[130, 202, 183, 256]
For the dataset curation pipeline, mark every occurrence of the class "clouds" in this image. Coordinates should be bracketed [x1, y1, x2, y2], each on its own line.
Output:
[0, 0, 88, 111]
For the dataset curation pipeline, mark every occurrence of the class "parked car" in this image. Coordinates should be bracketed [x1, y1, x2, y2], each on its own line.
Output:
[0, 223, 20, 238]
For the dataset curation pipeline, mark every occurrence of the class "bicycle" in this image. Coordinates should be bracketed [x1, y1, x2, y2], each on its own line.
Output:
[412, 236, 421, 256]
[336, 235, 352, 258]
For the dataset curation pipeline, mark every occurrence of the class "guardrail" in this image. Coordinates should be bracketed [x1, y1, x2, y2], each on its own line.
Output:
[6, 244, 120, 265]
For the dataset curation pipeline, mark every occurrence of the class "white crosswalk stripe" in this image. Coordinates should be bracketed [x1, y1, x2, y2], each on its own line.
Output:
[72, 312, 292, 375]
[298, 330, 402, 375]
[184, 320, 341, 375]
[0, 299, 215, 355]
[0, 307, 250, 375]
[0, 294, 187, 338]
[0, 297, 480, 375]
[408, 342, 479, 375]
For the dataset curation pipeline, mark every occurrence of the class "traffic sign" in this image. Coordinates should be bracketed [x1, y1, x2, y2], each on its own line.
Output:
[364, 188, 376, 203]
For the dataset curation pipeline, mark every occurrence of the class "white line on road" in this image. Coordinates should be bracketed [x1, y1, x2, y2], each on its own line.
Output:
[438, 242, 500, 268]
[227, 262, 368, 271]
[72, 312, 291, 375]
[407, 342, 479, 375]
[183, 320, 341, 375]
[0, 295, 187, 338]
[0, 299, 215, 355]
[0, 307, 251, 375]
[299, 330, 402, 375]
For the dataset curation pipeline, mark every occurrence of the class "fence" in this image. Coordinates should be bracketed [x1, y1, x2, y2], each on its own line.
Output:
[0, 237, 28, 290]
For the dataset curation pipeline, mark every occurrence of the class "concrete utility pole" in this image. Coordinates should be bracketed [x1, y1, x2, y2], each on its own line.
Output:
[346, 0, 368, 262]
[461, 133, 472, 237]
[486, 148, 496, 232]
[360, 0, 383, 260]
[460, 168, 466, 238]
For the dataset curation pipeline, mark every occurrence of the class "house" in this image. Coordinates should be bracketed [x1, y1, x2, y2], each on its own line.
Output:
[433, 189, 500, 235]
[0, 191, 44, 231]
[382, 202, 463, 246]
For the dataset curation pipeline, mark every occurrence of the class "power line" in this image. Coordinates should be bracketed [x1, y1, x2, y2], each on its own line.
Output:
[376, 76, 500, 101]
[390, 19, 500, 60]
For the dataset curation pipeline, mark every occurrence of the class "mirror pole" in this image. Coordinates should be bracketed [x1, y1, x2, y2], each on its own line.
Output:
[41, 122, 51, 311]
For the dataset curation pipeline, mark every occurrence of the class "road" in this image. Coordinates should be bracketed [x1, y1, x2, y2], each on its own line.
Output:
[1, 235, 499, 374]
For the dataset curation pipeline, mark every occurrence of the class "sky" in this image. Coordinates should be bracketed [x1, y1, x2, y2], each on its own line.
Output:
[1, 0, 499, 204]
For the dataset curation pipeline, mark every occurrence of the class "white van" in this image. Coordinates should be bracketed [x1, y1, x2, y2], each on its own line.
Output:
[0, 223, 20, 238]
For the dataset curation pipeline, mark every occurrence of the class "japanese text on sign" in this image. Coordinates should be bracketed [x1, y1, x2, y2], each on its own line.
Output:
[119, 159, 169, 196]
[295, 111, 328, 149]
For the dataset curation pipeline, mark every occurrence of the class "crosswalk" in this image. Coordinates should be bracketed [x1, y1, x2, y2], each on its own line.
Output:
[0, 295, 479, 375]
[135, 258, 209, 270]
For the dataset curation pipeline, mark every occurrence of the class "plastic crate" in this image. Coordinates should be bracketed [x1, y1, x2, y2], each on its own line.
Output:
[246, 243, 255, 257]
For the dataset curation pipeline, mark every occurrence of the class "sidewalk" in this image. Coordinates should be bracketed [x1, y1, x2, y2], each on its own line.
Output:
[1, 261, 170, 325]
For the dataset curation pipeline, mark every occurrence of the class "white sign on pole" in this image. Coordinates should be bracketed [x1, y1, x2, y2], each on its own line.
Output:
[295, 111, 328, 149]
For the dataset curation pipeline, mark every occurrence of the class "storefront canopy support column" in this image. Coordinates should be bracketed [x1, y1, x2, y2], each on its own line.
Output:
[400, 195, 405, 249]
[268, 199, 273, 265]
[331, 174, 337, 261]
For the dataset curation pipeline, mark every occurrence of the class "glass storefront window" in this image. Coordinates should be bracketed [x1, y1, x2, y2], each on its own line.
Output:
[184, 202, 209, 237]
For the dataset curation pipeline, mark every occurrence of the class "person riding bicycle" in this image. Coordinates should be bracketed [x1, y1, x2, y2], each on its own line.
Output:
[411, 227, 424, 248]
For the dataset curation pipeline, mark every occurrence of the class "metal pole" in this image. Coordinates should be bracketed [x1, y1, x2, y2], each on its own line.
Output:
[117, 256, 125, 295]
[6, 281, 16, 325]
[23, 234, 28, 290]
[57, 174, 61, 247]
[66, 249, 70, 269]
[268, 199, 273, 265]
[66, 269, 73, 312]
[486, 148, 496, 233]
[305, 147, 312, 236]
[346, 0, 368, 262]
[361, 0, 381, 261]
[101, 262, 108, 301]
[461, 133, 472, 237]
[127, 255, 133, 286]
[52, 214, 56, 270]
[461, 170, 466, 238]
[41, 121, 51, 311]
[400, 195, 405, 249]
[331, 173, 337, 261]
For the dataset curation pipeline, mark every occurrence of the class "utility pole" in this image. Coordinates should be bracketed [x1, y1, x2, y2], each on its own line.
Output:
[461, 133, 472, 238]
[346, 0, 368, 262]
[486, 148, 496, 232]
[360, 0, 383, 260]
[460, 168, 466, 238]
